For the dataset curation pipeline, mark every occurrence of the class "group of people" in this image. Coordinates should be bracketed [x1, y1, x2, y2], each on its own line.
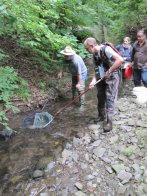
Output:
[60, 29, 147, 133]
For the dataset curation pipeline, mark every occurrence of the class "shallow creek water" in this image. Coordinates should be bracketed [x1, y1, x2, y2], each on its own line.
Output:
[0, 70, 100, 195]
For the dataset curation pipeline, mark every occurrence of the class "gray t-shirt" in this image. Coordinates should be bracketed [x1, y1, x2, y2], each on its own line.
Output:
[68, 53, 87, 76]
[93, 45, 122, 69]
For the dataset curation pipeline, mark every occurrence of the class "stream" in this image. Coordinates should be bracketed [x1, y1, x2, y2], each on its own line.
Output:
[1, 67, 147, 196]
[0, 69, 98, 195]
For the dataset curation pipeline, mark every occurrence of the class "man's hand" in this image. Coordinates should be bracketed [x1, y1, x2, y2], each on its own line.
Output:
[89, 78, 96, 89]
[76, 83, 80, 89]
[105, 69, 111, 78]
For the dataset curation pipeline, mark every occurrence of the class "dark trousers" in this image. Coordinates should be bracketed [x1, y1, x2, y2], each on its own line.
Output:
[72, 76, 85, 105]
[133, 68, 147, 86]
[96, 72, 119, 120]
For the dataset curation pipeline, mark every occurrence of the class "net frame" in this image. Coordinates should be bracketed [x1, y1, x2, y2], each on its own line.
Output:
[23, 112, 53, 129]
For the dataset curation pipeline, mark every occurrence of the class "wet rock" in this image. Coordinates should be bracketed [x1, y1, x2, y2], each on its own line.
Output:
[0, 128, 17, 139]
[37, 157, 54, 170]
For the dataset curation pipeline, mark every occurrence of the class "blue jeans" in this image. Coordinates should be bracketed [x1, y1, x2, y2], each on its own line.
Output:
[133, 68, 147, 86]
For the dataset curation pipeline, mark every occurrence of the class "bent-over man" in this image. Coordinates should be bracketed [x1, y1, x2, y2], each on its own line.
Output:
[60, 46, 87, 106]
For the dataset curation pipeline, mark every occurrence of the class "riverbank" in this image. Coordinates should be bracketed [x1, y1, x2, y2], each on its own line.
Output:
[25, 86, 147, 196]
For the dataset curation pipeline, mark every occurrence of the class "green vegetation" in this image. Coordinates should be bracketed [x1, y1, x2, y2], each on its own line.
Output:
[0, 66, 29, 127]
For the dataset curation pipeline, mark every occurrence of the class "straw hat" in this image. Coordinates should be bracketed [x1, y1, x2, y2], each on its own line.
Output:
[60, 46, 75, 56]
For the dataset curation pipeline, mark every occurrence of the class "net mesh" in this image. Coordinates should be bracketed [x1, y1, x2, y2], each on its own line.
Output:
[23, 112, 53, 129]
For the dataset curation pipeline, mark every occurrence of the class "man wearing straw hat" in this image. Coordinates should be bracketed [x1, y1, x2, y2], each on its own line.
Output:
[60, 46, 87, 106]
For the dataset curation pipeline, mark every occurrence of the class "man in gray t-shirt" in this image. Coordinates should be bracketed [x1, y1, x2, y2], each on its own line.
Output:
[60, 46, 87, 106]
[84, 38, 123, 133]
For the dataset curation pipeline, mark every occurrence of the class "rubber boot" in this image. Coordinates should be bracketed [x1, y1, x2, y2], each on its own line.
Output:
[103, 116, 112, 132]
[94, 108, 105, 123]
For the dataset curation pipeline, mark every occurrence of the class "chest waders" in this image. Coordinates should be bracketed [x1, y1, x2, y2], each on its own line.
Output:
[94, 46, 120, 132]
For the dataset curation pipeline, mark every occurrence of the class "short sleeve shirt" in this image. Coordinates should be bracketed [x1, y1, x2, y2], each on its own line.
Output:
[93, 45, 122, 70]
[68, 54, 87, 76]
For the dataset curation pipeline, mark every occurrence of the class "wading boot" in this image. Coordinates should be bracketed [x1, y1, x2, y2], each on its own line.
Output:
[94, 108, 105, 123]
[103, 119, 112, 132]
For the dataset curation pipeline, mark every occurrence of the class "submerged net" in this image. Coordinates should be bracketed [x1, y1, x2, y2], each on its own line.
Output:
[23, 112, 53, 129]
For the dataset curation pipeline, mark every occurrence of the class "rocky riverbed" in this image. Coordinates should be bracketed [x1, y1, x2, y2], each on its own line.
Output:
[23, 83, 147, 196]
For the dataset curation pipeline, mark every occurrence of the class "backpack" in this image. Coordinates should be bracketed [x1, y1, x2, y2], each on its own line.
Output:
[94, 42, 122, 80]
[100, 42, 122, 62]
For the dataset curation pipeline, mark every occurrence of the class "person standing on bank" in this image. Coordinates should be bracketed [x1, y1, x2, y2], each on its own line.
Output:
[60, 46, 87, 106]
[132, 29, 147, 87]
[116, 37, 133, 84]
[84, 38, 124, 132]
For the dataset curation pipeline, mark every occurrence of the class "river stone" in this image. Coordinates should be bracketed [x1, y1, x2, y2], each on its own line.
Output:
[81, 163, 88, 170]
[88, 124, 101, 131]
[33, 170, 44, 178]
[132, 163, 140, 173]
[101, 157, 111, 163]
[111, 164, 126, 174]
[120, 125, 132, 132]
[128, 120, 136, 126]
[91, 140, 101, 147]
[105, 166, 113, 174]
[85, 175, 95, 181]
[136, 121, 147, 128]
[75, 182, 83, 190]
[75, 191, 87, 196]
[117, 185, 126, 194]
[134, 173, 142, 182]
[117, 170, 132, 184]
[131, 137, 138, 143]
[93, 147, 106, 158]
[47, 161, 55, 171]
[61, 149, 73, 164]
[91, 133, 99, 141]
[109, 135, 119, 144]
[73, 137, 82, 147]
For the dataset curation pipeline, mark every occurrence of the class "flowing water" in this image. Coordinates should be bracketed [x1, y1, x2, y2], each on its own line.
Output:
[0, 67, 100, 195]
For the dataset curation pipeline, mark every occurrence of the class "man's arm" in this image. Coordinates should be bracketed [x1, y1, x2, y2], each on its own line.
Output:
[76, 74, 82, 89]
[105, 47, 124, 77]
